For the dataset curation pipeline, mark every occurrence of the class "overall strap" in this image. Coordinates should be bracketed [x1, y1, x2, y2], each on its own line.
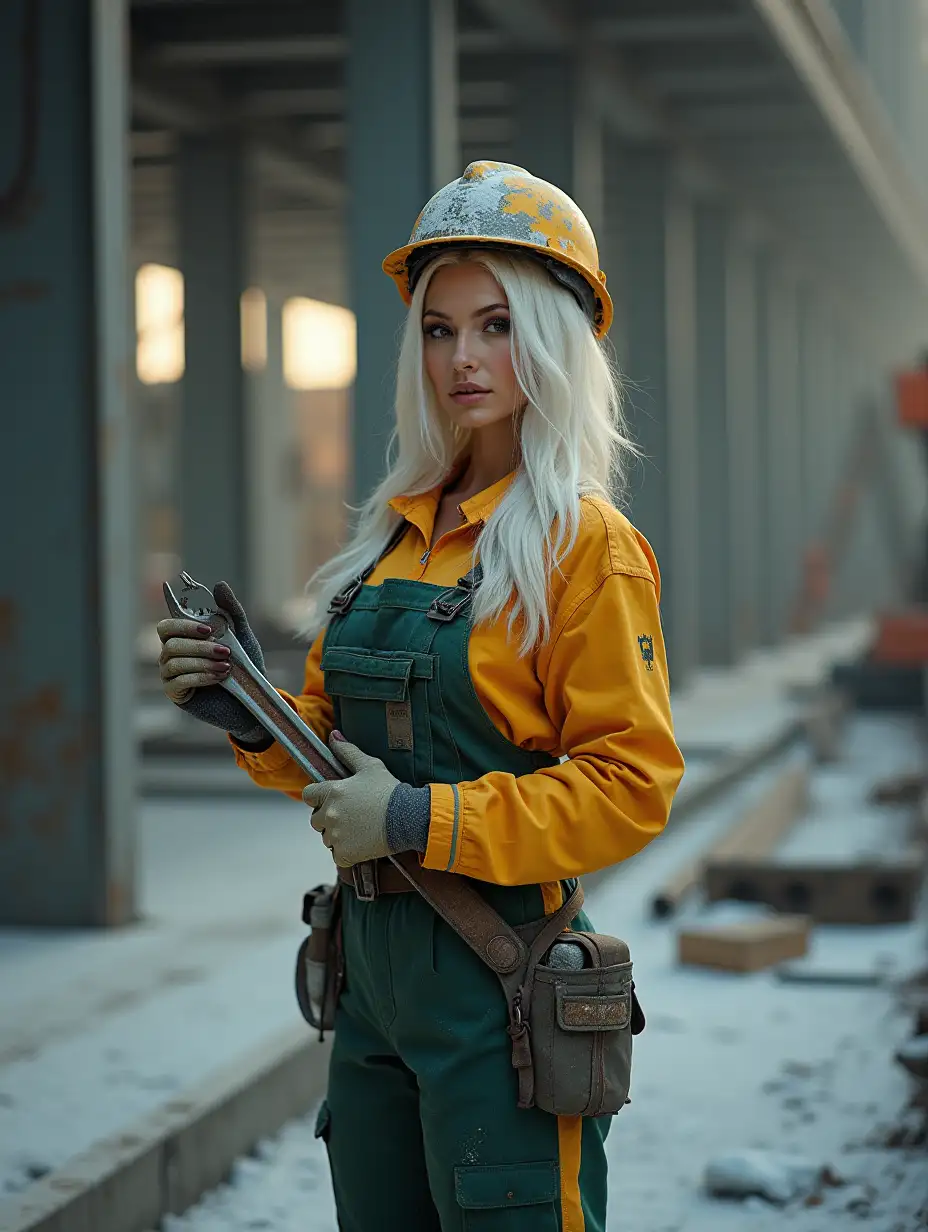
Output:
[327, 522, 410, 617]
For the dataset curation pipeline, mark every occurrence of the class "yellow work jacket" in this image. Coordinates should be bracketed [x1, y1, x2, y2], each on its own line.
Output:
[232, 472, 685, 886]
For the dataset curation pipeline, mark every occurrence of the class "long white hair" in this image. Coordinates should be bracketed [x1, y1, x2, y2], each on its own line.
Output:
[303, 247, 639, 655]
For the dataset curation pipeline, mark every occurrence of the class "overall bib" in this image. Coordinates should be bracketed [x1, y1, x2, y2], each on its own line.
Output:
[312, 559, 611, 1231]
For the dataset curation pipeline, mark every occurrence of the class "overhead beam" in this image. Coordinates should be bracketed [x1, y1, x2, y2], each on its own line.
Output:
[591, 15, 755, 42]
[649, 67, 786, 96]
[132, 71, 345, 205]
[151, 28, 507, 68]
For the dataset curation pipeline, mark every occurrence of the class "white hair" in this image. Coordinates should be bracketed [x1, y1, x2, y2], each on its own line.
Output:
[302, 248, 639, 655]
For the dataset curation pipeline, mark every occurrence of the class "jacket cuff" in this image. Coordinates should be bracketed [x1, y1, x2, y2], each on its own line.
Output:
[422, 783, 461, 873]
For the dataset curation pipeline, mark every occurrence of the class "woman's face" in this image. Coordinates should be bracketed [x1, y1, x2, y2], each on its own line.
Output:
[422, 262, 524, 432]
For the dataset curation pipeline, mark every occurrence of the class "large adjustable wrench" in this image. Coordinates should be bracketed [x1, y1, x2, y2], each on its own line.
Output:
[162, 571, 345, 784]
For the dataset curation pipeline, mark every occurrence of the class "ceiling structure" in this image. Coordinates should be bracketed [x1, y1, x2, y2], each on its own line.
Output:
[129, 0, 928, 356]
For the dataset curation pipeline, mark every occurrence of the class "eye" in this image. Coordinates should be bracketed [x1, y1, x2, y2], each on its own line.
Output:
[484, 316, 511, 334]
[423, 322, 451, 340]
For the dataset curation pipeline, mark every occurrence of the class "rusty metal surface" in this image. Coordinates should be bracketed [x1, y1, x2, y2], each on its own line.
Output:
[0, 0, 136, 926]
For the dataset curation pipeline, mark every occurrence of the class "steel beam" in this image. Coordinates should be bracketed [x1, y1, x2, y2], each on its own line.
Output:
[614, 150, 699, 684]
[591, 15, 755, 43]
[0, 0, 136, 925]
[347, 0, 459, 505]
[695, 205, 734, 665]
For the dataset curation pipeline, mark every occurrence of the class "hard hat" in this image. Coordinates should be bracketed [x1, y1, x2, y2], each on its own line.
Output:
[382, 160, 613, 339]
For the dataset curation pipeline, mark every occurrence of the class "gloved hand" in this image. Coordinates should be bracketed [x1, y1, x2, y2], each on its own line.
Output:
[156, 581, 270, 747]
[303, 733, 405, 867]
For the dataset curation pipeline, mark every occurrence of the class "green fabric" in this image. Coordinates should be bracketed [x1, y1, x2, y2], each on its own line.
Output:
[317, 573, 610, 1229]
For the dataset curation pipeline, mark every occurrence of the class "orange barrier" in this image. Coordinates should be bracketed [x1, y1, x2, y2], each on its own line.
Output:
[895, 369, 928, 428]
[871, 609, 928, 664]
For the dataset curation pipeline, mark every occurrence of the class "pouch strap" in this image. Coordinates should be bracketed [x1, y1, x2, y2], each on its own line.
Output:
[389, 852, 584, 1108]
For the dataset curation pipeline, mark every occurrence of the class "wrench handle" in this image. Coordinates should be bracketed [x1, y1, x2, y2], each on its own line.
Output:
[226, 662, 344, 784]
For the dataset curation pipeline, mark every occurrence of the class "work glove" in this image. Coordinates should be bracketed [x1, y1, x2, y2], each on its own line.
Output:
[303, 733, 430, 867]
[156, 581, 271, 747]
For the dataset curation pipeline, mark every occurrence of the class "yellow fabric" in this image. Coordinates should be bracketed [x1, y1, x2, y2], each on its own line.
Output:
[557, 1116, 585, 1231]
[232, 473, 685, 886]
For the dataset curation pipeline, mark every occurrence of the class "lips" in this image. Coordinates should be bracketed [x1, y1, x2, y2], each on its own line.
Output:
[451, 383, 490, 395]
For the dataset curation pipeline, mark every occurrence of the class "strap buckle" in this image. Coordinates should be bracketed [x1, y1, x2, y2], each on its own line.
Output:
[351, 860, 380, 901]
[328, 575, 363, 616]
[427, 573, 478, 623]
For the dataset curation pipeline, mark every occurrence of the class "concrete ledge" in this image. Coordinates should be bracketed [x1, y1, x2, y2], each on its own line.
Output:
[0, 1027, 330, 1232]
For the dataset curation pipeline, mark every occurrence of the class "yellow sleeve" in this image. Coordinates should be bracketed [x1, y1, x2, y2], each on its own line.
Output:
[229, 629, 335, 801]
[422, 570, 685, 884]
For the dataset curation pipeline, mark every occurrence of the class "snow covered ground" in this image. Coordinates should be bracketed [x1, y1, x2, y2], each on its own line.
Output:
[165, 715, 928, 1232]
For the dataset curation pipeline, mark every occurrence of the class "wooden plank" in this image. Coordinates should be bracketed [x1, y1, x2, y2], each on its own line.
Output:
[678, 916, 811, 973]
[651, 765, 808, 918]
[703, 849, 925, 924]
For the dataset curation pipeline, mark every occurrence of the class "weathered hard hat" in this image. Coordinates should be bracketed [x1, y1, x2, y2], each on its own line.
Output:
[382, 160, 613, 338]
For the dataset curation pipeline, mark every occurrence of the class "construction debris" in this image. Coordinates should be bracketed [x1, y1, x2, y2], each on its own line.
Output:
[895, 1036, 928, 1082]
[678, 916, 810, 974]
[703, 848, 925, 924]
[651, 766, 808, 919]
[703, 1150, 842, 1205]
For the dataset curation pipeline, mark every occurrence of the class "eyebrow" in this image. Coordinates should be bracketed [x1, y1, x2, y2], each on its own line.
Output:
[422, 302, 510, 320]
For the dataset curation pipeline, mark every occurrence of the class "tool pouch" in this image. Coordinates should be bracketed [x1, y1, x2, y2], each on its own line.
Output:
[294, 882, 344, 1040]
[527, 931, 645, 1118]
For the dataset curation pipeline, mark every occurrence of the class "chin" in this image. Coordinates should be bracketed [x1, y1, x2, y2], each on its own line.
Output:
[445, 402, 513, 430]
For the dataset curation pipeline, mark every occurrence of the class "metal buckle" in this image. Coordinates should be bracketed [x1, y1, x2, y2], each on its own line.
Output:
[328, 575, 363, 615]
[427, 586, 474, 623]
[351, 861, 380, 901]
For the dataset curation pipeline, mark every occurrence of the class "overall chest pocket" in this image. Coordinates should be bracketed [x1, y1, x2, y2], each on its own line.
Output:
[321, 647, 436, 785]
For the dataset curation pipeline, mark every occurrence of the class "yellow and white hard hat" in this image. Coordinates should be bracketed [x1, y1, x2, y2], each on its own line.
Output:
[382, 160, 613, 339]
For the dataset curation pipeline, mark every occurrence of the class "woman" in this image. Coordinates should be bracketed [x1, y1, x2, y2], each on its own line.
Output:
[158, 161, 684, 1231]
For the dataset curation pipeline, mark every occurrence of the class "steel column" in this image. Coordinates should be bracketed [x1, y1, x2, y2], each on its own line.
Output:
[754, 252, 776, 644]
[615, 150, 699, 684]
[347, 0, 459, 505]
[177, 132, 250, 599]
[727, 229, 761, 656]
[0, 0, 136, 925]
[765, 270, 804, 639]
[694, 205, 733, 665]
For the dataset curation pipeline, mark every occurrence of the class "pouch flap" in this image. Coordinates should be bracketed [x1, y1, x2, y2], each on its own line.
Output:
[454, 1161, 559, 1210]
[556, 984, 632, 1032]
[321, 648, 431, 700]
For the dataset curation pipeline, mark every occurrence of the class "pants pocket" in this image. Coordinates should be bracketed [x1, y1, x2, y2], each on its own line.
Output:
[454, 1161, 560, 1229]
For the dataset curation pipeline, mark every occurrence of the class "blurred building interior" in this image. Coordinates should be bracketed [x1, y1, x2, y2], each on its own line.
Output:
[3, 0, 928, 924]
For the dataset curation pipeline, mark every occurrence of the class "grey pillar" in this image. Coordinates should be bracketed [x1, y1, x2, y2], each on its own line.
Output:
[754, 252, 776, 644]
[347, 0, 459, 505]
[694, 205, 733, 665]
[0, 0, 136, 925]
[766, 270, 804, 639]
[178, 132, 250, 599]
[615, 150, 699, 684]
[727, 228, 761, 656]
[247, 296, 301, 621]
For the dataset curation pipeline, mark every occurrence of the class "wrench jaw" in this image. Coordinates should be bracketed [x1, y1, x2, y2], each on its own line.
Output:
[162, 574, 229, 638]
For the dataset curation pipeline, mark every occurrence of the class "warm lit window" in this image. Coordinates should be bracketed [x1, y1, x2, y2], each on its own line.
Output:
[136, 264, 185, 385]
[282, 297, 357, 390]
[241, 287, 268, 373]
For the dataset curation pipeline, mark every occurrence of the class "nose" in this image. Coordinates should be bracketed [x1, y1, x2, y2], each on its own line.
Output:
[452, 329, 476, 373]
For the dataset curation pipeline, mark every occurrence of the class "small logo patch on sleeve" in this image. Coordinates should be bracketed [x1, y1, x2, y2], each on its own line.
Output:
[638, 634, 654, 671]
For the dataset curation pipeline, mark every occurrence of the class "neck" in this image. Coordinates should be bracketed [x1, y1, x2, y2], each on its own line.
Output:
[455, 420, 521, 497]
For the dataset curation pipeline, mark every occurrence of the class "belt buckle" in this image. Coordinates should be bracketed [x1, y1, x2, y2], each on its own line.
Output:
[351, 860, 380, 901]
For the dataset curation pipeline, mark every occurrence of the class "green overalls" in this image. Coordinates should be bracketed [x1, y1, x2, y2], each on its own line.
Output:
[313, 550, 611, 1231]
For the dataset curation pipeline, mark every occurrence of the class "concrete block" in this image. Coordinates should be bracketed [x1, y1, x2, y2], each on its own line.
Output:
[678, 916, 811, 973]
[704, 850, 925, 924]
[0, 1026, 329, 1232]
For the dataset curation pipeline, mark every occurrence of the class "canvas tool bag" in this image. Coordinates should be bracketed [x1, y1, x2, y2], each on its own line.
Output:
[295, 853, 644, 1117]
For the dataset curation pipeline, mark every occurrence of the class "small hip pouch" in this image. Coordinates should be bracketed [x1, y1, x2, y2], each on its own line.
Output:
[294, 882, 344, 1039]
[528, 931, 645, 1117]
